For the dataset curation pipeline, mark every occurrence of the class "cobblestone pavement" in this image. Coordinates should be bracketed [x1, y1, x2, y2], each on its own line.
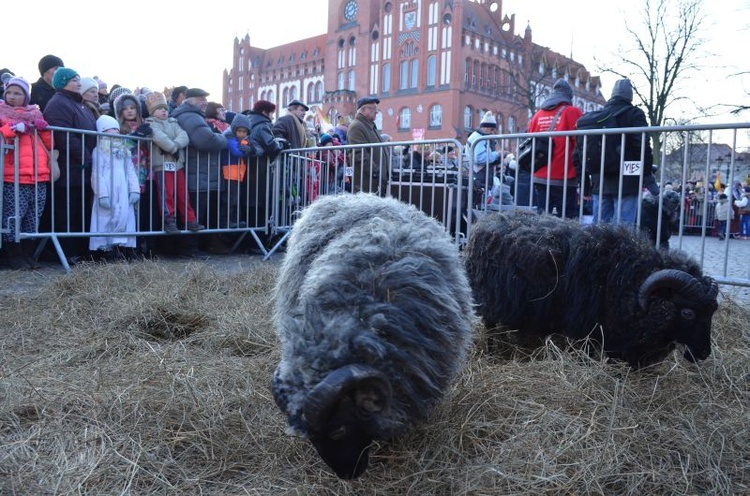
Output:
[670, 234, 750, 306]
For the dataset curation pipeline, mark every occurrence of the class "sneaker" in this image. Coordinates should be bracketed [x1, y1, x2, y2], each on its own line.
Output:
[164, 216, 180, 234]
[187, 221, 205, 232]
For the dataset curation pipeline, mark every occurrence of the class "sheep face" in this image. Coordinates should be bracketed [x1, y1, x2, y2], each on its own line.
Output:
[302, 364, 392, 479]
[670, 289, 718, 362]
[638, 269, 719, 363]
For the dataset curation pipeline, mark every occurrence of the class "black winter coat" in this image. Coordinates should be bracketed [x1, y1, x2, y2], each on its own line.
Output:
[43, 89, 97, 187]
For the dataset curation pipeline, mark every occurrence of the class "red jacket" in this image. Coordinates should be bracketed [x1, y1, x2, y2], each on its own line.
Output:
[527, 103, 582, 182]
[1, 120, 52, 185]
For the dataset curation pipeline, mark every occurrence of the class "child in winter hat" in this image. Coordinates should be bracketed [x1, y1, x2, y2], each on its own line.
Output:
[145, 92, 168, 115]
[3, 76, 31, 106]
[144, 91, 203, 233]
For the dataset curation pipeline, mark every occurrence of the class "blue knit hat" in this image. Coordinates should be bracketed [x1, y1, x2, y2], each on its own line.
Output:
[611, 79, 633, 102]
[319, 133, 334, 145]
[52, 67, 79, 90]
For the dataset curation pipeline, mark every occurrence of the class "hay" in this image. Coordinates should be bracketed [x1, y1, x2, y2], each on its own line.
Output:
[1, 260, 748, 494]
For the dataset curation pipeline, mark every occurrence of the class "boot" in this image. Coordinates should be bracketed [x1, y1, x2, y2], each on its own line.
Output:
[21, 239, 41, 269]
[164, 216, 180, 234]
[5, 243, 29, 270]
[186, 220, 205, 232]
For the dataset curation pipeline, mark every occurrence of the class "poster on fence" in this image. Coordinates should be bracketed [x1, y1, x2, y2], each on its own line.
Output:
[412, 128, 425, 141]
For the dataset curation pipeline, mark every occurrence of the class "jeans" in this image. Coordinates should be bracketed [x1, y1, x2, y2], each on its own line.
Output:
[593, 194, 639, 224]
[533, 184, 577, 219]
[740, 214, 750, 237]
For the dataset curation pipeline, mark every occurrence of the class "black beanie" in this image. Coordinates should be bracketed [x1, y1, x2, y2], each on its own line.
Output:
[38, 55, 64, 76]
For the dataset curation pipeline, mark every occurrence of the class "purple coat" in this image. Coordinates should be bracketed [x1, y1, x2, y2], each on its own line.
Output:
[43, 89, 97, 187]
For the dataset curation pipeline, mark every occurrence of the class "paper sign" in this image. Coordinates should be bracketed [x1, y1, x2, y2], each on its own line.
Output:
[622, 161, 642, 176]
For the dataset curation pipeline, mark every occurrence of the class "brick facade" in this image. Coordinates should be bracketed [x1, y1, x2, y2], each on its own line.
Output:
[223, 0, 605, 141]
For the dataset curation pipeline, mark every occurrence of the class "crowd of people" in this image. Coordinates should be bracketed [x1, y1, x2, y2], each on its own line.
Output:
[2, 55, 749, 270]
[0, 55, 412, 269]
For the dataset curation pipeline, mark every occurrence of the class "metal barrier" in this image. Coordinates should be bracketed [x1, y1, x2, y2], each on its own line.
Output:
[2, 123, 748, 290]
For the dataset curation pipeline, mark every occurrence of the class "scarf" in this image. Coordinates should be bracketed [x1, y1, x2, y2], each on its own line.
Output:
[0, 101, 48, 130]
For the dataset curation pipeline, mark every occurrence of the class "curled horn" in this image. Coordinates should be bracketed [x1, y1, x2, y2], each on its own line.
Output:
[304, 364, 392, 430]
[638, 269, 707, 310]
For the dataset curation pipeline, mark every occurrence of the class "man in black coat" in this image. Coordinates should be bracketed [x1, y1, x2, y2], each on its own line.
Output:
[30, 54, 64, 112]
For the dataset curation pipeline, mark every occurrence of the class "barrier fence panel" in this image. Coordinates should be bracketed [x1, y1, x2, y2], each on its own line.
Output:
[265, 138, 467, 259]
[3, 122, 748, 290]
[466, 122, 750, 288]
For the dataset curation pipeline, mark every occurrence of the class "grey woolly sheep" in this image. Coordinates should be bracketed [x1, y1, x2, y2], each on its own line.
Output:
[465, 209, 718, 368]
[272, 193, 475, 479]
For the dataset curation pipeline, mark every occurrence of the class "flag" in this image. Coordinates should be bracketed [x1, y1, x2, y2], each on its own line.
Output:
[714, 171, 722, 193]
[314, 106, 331, 131]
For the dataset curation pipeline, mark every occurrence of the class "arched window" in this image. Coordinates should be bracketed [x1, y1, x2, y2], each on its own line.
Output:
[508, 116, 516, 133]
[315, 81, 323, 101]
[399, 61, 408, 90]
[399, 107, 411, 129]
[348, 70, 355, 91]
[267, 90, 275, 104]
[282, 88, 289, 107]
[463, 106, 472, 129]
[382, 63, 391, 93]
[429, 104, 442, 127]
[307, 83, 315, 103]
[426, 55, 436, 87]
[337, 72, 345, 90]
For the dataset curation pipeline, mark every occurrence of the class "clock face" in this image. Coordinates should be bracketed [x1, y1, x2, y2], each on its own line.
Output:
[344, 0, 358, 21]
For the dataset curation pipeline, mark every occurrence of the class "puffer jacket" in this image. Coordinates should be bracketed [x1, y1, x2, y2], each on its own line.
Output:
[146, 116, 189, 172]
[247, 111, 283, 160]
[171, 102, 227, 192]
[1, 124, 52, 184]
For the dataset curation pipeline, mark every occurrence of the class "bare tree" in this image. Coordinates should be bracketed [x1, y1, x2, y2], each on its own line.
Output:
[607, 0, 707, 160]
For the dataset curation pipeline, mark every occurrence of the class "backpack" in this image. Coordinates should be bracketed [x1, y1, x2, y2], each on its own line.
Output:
[575, 107, 630, 176]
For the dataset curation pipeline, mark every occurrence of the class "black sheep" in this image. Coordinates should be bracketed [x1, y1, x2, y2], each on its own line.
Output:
[465, 209, 719, 368]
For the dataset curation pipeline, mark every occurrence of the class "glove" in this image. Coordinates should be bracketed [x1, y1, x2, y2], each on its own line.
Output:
[131, 123, 152, 138]
[274, 137, 291, 150]
[13, 122, 26, 134]
[239, 144, 256, 157]
[128, 192, 140, 205]
[99, 197, 111, 209]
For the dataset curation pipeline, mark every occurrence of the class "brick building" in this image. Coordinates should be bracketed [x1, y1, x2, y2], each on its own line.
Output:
[223, 0, 605, 142]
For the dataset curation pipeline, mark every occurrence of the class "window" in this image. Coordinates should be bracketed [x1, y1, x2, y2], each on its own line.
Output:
[399, 107, 411, 129]
[426, 55, 436, 87]
[399, 60, 408, 89]
[409, 59, 418, 88]
[337, 72, 345, 90]
[463, 106, 472, 129]
[307, 83, 315, 103]
[348, 70, 355, 91]
[315, 81, 323, 101]
[429, 104, 442, 127]
[382, 63, 391, 93]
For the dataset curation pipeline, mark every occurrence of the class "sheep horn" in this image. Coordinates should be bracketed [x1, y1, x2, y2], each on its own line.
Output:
[637, 269, 706, 310]
[304, 364, 392, 430]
